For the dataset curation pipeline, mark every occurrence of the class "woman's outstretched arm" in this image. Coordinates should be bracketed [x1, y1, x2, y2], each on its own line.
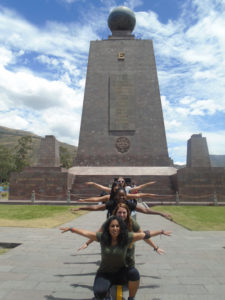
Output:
[135, 204, 173, 221]
[60, 227, 98, 241]
[127, 193, 159, 199]
[129, 181, 156, 193]
[78, 226, 103, 251]
[149, 229, 172, 237]
[77, 195, 110, 203]
[136, 228, 171, 254]
[85, 182, 111, 193]
[71, 204, 106, 212]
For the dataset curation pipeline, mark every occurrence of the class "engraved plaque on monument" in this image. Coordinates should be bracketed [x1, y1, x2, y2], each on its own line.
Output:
[109, 74, 135, 132]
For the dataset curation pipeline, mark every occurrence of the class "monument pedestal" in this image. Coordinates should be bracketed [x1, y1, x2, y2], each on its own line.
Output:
[69, 167, 177, 200]
[9, 167, 71, 200]
[177, 167, 225, 203]
[9, 136, 73, 201]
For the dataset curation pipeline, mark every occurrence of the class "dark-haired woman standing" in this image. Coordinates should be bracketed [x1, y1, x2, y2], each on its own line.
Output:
[60, 216, 154, 300]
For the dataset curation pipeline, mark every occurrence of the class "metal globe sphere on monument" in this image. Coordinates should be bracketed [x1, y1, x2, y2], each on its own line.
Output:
[108, 6, 136, 34]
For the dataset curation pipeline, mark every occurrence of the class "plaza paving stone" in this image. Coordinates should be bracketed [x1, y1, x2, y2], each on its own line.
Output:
[0, 210, 225, 299]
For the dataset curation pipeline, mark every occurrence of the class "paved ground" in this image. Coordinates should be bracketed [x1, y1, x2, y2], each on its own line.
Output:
[0, 210, 225, 300]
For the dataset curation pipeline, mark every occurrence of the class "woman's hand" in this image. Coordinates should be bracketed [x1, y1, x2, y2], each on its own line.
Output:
[70, 208, 80, 213]
[163, 213, 173, 221]
[60, 227, 71, 233]
[156, 247, 165, 254]
[161, 230, 172, 236]
[78, 242, 88, 251]
[77, 199, 86, 202]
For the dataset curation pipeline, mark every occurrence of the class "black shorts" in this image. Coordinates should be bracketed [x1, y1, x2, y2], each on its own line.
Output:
[93, 266, 140, 298]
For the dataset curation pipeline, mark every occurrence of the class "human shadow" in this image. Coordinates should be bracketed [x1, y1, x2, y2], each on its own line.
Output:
[141, 274, 161, 279]
[71, 253, 100, 256]
[135, 262, 145, 266]
[55, 272, 96, 278]
[64, 260, 100, 265]
[139, 284, 160, 289]
[71, 283, 93, 291]
[45, 296, 93, 300]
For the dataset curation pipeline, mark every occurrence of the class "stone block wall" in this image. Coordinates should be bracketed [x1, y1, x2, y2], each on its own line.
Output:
[36, 135, 60, 167]
[9, 167, 68, 200]
[70, 174, 176, 201]
[177, 167, 225, 202]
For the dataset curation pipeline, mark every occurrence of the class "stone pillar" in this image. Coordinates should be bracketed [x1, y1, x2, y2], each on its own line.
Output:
[186, 134, 211, 167]
[36, 135, 60, 167]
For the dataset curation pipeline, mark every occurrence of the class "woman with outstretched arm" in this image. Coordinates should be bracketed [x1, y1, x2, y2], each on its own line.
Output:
[72, 188, 173, 221]
[78, 203, 172, 267]
[60, 215, 168, 300]
[85, 177, 156, 194]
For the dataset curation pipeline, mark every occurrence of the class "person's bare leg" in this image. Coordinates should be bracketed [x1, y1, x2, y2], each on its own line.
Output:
[128, 280, 139, 298]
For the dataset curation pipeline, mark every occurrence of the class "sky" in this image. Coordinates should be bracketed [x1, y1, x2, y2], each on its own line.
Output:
[0, 0, 225, 165]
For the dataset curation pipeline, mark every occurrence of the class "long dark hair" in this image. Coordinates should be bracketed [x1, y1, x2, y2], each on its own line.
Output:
[109, 181, 122, 201]
[101, 216, 128, 247]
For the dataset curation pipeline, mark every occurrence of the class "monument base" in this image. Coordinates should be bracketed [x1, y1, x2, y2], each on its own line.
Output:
[177, 167, 225, 202]
[9, 167, 73, 201]
[68, 166, 177, 201]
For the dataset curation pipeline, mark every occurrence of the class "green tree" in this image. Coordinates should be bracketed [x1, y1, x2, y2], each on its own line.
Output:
[13, 136, 33, 172]
[0, 146, 15, 182]
[59, 146, 73, 168]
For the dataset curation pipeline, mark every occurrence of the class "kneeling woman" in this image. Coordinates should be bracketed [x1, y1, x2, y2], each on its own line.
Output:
[60, 216, 152, 300]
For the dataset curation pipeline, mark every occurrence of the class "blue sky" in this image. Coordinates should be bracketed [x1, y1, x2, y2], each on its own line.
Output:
[0, 0, 224, 164]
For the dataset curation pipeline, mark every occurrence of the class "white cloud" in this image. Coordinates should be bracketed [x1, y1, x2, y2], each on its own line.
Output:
[0, 7, 98, 54]
[0, 67, 83, 110]
[204, 131, 225, 155]
[0, 47, 13, 66]
[0, 110, 29, 129]
[136, 1, 225, 161]
[0, 1, 225, 163]
[124, 0, 143, 9]
[0, 4, 92, 147]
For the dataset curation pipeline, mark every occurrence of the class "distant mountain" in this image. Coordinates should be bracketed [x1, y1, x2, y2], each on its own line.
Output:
[0, 125, 77, 165]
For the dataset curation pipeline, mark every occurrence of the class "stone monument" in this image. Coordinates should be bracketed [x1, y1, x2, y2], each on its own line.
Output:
[9, 136, 70, 200]
[75, 6, 170, 167]
[186, 134, 211, 167]
[36, 135, 60, 167]
[70, 7, 177, 200]
[177, 134, 225, 202]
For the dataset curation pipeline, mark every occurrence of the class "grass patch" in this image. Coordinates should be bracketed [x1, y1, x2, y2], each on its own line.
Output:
[0, 205, 86, 228]
[0, 249, 9, 255]
[153, 206, 225, 231]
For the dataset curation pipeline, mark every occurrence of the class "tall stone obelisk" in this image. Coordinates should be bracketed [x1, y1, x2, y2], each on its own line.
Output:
[75, 6, 170, 167]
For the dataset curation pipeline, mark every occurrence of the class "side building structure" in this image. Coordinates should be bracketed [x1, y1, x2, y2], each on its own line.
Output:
[176, 134, 225, 203]
[9, 135, 71, 201]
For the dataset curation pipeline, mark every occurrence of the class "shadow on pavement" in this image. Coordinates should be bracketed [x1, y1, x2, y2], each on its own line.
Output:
[55, 272, 96, 277]
[45, 296, 93, 300]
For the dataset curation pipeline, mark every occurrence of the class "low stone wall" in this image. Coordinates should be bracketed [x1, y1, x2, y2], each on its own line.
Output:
[177, 167, 225, 202]
[9, 167, 69, 200]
